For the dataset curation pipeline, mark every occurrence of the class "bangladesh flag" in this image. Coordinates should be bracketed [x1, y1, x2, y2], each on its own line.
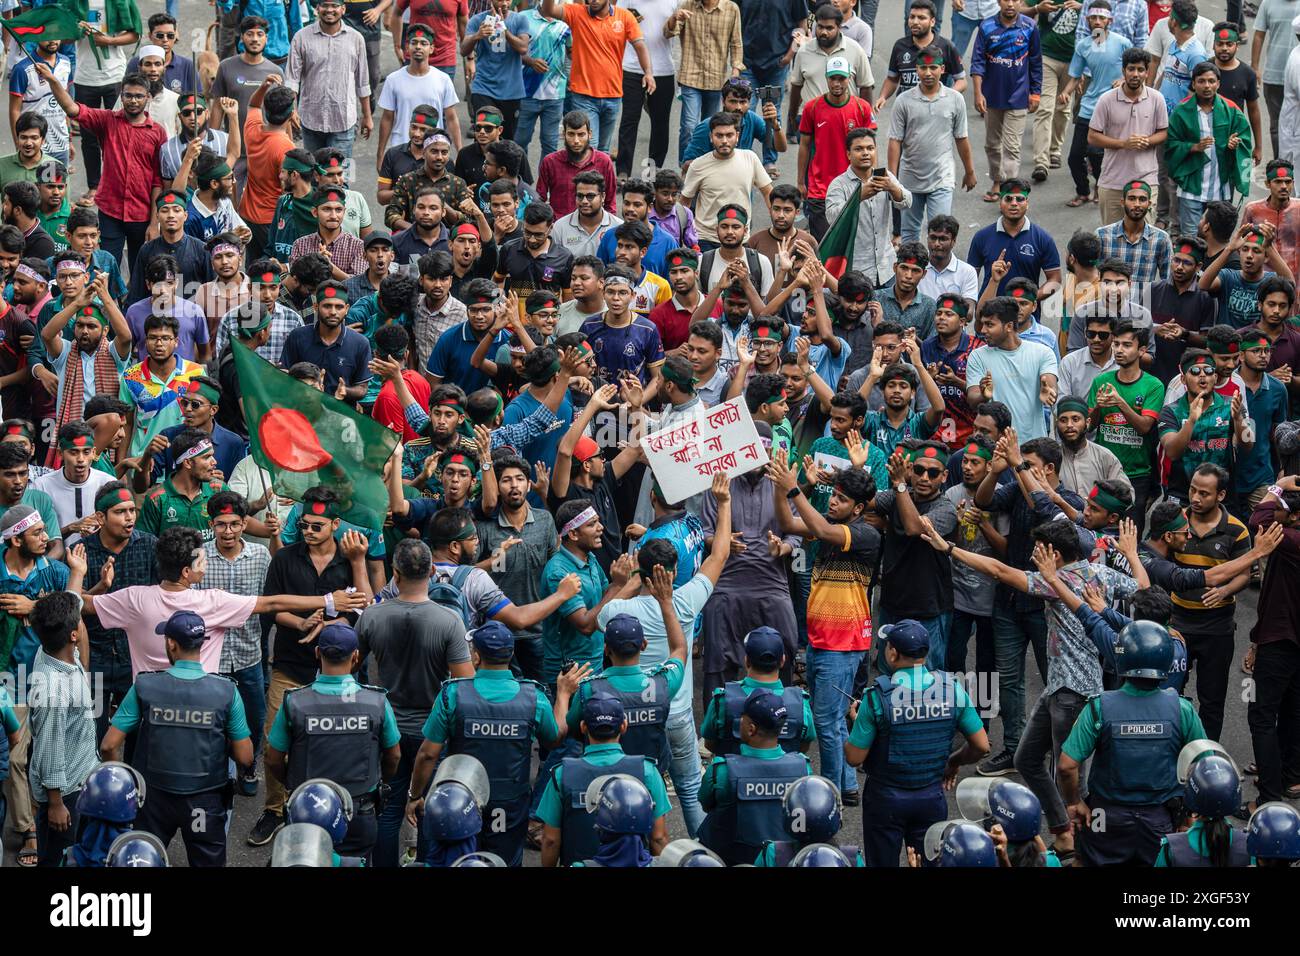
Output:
[232, 341, 399, 522]
[2, 5, 84, 43]
[818, 189, 861, 280]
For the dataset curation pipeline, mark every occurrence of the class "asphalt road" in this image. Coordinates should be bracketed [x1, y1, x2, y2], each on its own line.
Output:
[5, 0, 1279, 867]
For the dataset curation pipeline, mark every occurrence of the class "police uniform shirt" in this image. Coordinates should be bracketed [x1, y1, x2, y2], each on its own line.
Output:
[267, 673, 401, 755]
[1060, 682, 1205, 769]
[421, 669, 560, 747]
[1153, 820, 1253, 867]
[564, 661, 686, 729]
[847, 664, 984, 751]
[534, 742, 672, 830]
[699, 676, 816, 748]
[698, 743, 813, 811]
[110, 660, 251, 743]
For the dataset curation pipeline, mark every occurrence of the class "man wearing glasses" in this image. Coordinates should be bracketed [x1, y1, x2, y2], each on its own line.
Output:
[1157, 348, 1253, 507]
[126, 13, 201, 95]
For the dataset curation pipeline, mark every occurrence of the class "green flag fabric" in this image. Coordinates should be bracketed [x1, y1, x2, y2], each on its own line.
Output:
[2, 5, 85, 44]
[231, 341, 398, 521]
[818, 189, 861, 280]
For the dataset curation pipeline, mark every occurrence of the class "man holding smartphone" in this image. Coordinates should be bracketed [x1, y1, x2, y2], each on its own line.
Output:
[797, 56, 875, 239]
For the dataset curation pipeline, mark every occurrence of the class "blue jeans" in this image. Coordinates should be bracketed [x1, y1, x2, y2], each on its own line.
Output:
[567, 93, 622, 153]
[376, 733, 426, 868]
[227, 662, 267, 756]
[515, 98, 564, 164]
[900, 187, 953, 243]
[951, 14, 980, 59]
[805, 645, 865, 796]
[740, 64, 790, 166]
[875, 608, 952, 676]
[1177, 196, 1206, 240]
[666, 710, 705, 837]
[678, 86, 721, 164]
[991, 605, 1048, 754]
[302, 126, 358, 183]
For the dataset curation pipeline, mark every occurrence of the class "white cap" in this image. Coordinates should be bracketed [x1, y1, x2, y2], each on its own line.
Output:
[825, 55, 852, 78]
[137, 44, 165, 62]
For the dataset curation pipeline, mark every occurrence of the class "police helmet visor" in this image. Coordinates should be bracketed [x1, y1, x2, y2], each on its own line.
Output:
[270, 823, 335, 867]
[653, 838, 726, 867]
[923, 820, 957, 862]
[451, 851, 508, 867]
[955, 776, 997, 823]
[432, 753, 491, 808]
[106, 831, 169, 867]
[1177, 739, 1235, 784]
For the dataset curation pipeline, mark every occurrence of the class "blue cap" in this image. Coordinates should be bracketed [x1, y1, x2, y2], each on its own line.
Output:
[604, 613, 645, 653]
[317, 623, 359, 661]
[470, 621, 514, 662]
[881, 619, 930, 656]
[154, 611, 206, 648]
[743, 690, 788, 733]
[582, 694, 625, 735]
[744, 627, 785, 668]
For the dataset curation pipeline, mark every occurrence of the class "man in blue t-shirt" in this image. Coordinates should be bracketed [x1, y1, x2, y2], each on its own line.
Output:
[579, 267, 665, 387]
[966, 180, 1062, 311]
[461, 1, 531, 139]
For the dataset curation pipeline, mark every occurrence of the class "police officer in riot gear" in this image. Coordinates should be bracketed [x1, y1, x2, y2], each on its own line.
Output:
[844, 620, 989, 867]
[404, 621, 579, 867]
[286, 778, 367, 867]
[538, 695, 670, 867]
[106, 832, 169, 867]
[653, 839, 726, 867]
[701, 626, 814, 757]
[957, 778, 1062, 867]
[699, 690, 813, 865]
[1056, 621, 1207, 866]
[451, 851, 508, 866]
[571, 773, 659, 868]
[1248, 802, 1300, 867]
[1156, 746, 1249, 867]
[789, 844, 853, 867]
[99, 612, 253, 867]
[915, 821, 999, 868]
[756, 774, 862, 866]
[62, 762, 146, 867]
[422, 755, 491, 867]
[265, 623, 402, 863]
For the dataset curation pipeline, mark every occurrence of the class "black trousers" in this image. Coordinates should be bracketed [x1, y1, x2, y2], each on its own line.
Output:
[1125, 477, 1154, 540]
[1264, 82, 1284, 161]
[73, 82, 119, 188]
[617, 70, 676, 176]
[337, 802, 379, 861]
[1181, 624, 1236, 741]
[140, 787, 230, 867]
[1248, 640, 1300, 803]
[804, 197, 828, 240]
[1068, 116, 1102, 199]
[470, 93, 520, 141]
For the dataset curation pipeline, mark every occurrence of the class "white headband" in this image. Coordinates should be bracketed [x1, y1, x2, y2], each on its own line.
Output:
[175, 438, 213, 465]
[2, 510, 42, 540]
[560, 506, 598, 537]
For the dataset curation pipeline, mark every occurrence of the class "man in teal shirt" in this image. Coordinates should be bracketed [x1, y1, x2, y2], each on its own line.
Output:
[265, 623, 401, 863]
[537, 695, 671, 867]
[406, 621, 583, 866]
[700, 626, 815, 756]
[100, 610, 253, 867]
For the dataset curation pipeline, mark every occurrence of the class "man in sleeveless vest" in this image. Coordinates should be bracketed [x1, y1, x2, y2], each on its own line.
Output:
[264, 623, 401, 863]
[537, 694, 671, 866]
[1057, 620, 1207, 867]
[698, 690, 813, 865]
[845, 619, 990, 867]
[404, 621, 583, 866]
[99, 611, 253, 867]
[700, 626, 814, 757]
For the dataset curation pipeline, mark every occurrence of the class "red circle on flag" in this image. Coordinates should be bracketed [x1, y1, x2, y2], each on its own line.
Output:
[258, 408, 334, 473]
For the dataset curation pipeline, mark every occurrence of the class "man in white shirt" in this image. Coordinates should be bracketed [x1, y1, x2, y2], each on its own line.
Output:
[33, 423, 115, 545]
[917, 214, 980, 312]
[1277, 14, 1300, 166]
[375, 24, 462, 156]
[550, 170, 622, 259]
[825, 127, 912, 287]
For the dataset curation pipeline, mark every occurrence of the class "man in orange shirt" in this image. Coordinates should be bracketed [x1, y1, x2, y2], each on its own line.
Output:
[540, 0, 655, 153]
[241, 76, 298, 262]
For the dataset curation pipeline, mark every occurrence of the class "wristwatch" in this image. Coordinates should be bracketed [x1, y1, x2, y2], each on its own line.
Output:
[895, 482, 909, 494]
[786, 487, 801, 499]
[1015, 461, 1033, 472]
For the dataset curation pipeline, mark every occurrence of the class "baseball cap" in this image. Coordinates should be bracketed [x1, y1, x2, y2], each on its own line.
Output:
[154, 611, 207, 649]
[318, 623, 359, 661]
[743, 691, 788, 733]
[881, 619, 930, 656]
[470, 621, 514, 661]
[582, 694, 625, 734]
[604, 613, 645, 654]
[743, 627, 785, 668]
[825, 55, 852, 78]
[364, 231, 394, 250]
[573, 436, 600, 463]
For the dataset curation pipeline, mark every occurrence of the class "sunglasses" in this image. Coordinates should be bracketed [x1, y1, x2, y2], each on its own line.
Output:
[152, 31, 176, 39]
[299, 521, 331, 533]
[1186, 364, 1215, 376]
[1084, 329, 1112, 340]
[912, 465, 944, 478]
[473, 124, 498, 132]
[180, 108, 203, 117]
[179, 398, 210, 410]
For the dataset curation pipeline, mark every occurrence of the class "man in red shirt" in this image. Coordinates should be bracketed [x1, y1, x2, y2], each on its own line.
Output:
[39, 64, 165, 274]
[649, 247, 707, 354]
[370, 324, 432, 440]
[390, 0, 468, 78]
[797, 55, 875, 239]
[535, 112, 617, 219]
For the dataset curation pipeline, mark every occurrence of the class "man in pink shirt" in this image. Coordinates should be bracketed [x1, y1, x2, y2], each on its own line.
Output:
[70, 526, 369, 678]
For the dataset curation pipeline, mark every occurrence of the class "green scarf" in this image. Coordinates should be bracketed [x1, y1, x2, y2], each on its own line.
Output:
[1165, 95, 1254, 200]
[71, 0, 143, 38]
[288, 190, 317, 232]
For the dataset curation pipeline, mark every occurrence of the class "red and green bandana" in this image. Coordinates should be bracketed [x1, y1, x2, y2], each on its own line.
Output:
[4, 422, 33, 442]
[1207, 337, 1240, 355]
[179, 93, 207, 110]
[95, 486, 135, 513]
[936, 294, 968, 317]
[908, 444, 949, 466]
[440, 451, 479, 478]
[77, 304, 107, 327]
[1089, 484, 1128, 514]
[411, 107, 438, 128]
[304, 499, 340, 520]
[918, 49, 944, 65]
[1009, 286, 1037, 304]
[752, 322, 783, 342]
[573, 340, 594, 360]
[1240, 331, 1271, 350]
[1268, 164, 1294, 182]
[185, 379, 221, 404]
[999, 184, 1030, 198]
[526, 294, 559, 315]
[718, 204, 748, 226]
[964, 441, 992, 462]
[1124, 179, 1152, 197]
[667, 251, 699, 270]
[282, 154, 316, 176]
[314, 188, 346, 208]
[58, 432, 93, 452]
[1180, 352, 1215, 372]
[1242, 231, 1266, 248]
[475, 107, 503, 127]
[464, 286, 496, 305]
[155, 190, 186, 210]
[316, 155, 346, 176]
[1214, 26, 1238, 42]
[1173, 241, 1202, 264]
[255, 269, 283, 286]
[454, 223, 481, 240]
[433, 395, 466, 416]
[315, 284, 349, 306]
[661, 362, 698, 389]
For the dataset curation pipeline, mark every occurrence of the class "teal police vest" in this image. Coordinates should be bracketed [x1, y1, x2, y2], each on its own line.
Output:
[557, 753, 646, 867]
[133, 670, 236, 794]
[1164, 828, 1251, 867]
[864, 671, 960, 790]
[449, 678, 540, 802]
[699, 751, 808, 866]
[714, 682, 807, 756]
[585, 672, 672, 769]
[284, 684, 388, 798]
[1086, 687, 1183, 806]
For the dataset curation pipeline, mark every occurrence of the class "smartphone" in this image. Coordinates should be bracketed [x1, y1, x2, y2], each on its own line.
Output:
[873, 167, 886, 178]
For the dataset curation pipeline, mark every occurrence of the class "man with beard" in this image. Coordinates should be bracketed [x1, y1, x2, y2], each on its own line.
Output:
[125, 46, 179, 133]
[9, 257, 51, 328]
[649, 249, 708, 354]
[1095, 181, 1173, 290]
[699, 205, 775, 296]
[1150, 237, 1215, 383]
[8, 41, 72, 171]
[681, 115, 774, 253]
[798, 57, 876, 240]
[680, 78, 787, 172]
[1244, 160, 1300, 282]
[291, 189, 365, 281]
[128, 192, 213, 307]
[1208, 22, 1263, 166]
[280, 282, 372, 401]
[829, 272, 876, 380]
[208, 17, 284, 192]
[38, 66, 166, 273]
[185, 151, 252, 246]
[284, 0, 373, 169]
[387, 131, 475, 232]
[39, 275, 132, 430]
[1053, 396, 1131, 501]
[160, 93, 240, 186]
[392, 188, 451, 266]
[1088, 321, 1165, 532]
[137, 427, 228, 541]
[537, 112, 616, 221]
[596, 179, 675, 279]
[266, 149, 320, 268]
[1166, 60, 1253, 239]
[551, 171, 621, 261]
[1088, 48, 1166, 227]
[378, 110, 436, 206]
[193, 234, 252, 343]
[1200, 224, 1294, 329]
[788, 4, 874, 130]
[745, 184, 814, 274]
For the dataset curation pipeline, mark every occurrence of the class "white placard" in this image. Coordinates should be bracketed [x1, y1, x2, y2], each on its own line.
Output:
[640, 397, 770, 504]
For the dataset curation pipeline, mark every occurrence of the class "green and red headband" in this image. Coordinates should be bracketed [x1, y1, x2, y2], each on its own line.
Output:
[526, 295, 559, 315]
[1009, 286, 1037, 304]
[77, 304, 107, 327]
[1152, 509, 1189, 535]
[1268, 164, 1294, 182]
[999, 184, 1030, 198]
[314, 188, 346, 208]
[1089, 484, 1128, 515]
[315, 284, 349, 305]
[667, 251, 699, 270]
[1124, 180, 1152, 197]
[185, 379, 220, 404]
[316, 155, 346, 176]
[95, 486, 134, 513]
[303, 499, 340, 520]
[718, 205, 748, 226]
[4, 422, 33, 442]
[907, 444, 949, 466]
[1215, 26, 1239, 42]
[156, 190, 186, 210]
[936, 295, 968, 317]
[1207, 338, 1240, 356]
[441, 451, 480, 478]
[1174, 241, 1202, 264]
[58, 433, 93, 452]
[1240, 331, 1270, 350]
[963, 441, 992, 462]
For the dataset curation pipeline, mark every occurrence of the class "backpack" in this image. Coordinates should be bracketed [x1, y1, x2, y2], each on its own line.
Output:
[700, 248, 764, 291]
[428, 565, 475, 628]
